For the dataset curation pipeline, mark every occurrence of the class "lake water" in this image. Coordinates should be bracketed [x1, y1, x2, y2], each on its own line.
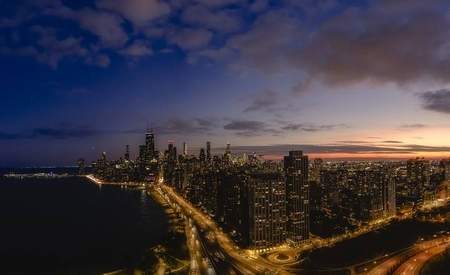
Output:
[0, 176, 169, 274]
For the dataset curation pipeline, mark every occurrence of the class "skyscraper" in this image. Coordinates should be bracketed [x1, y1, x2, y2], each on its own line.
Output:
[145, 128, 156, 161]
[183, 142, 188, 156]
[225, 142, 231, 155]
[206, 141, 211, 162]
[138, 145, 146, 163]
[407, 158, 430, 201]
[355, 167, 396, 220]
[311, 158, 323, 183]
[385, 168, 397, 217]
[284, 151, 309, 243]
[124, 145, 130, 161]
[440, 158, 450, 180]
[165, 142, 177, 184]
[224, 142, 231, 161]
[248, 172, 287, 248]
[216, 172, 249, 246]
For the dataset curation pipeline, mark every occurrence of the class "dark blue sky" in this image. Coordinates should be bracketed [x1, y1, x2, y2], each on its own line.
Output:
[2, 0, 450, 166]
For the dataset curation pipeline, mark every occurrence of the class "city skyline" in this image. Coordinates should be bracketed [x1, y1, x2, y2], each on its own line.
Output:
[2, 0, 450, 166]
[85, 127, 449, 271]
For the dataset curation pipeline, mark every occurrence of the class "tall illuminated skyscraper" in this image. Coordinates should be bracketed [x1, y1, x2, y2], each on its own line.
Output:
[248, 172, 287, 248]
[224, 142, 231, 161]
[124, 145, 130, 161]
[284, 151, 309, 243]
[145, 128, 156, 161]
[183, 142, 188, 156]
[407, 158, 430, 200]
[206, 141, 211, 162]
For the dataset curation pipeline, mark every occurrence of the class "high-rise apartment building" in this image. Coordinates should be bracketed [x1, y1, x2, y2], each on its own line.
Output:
[284, 151, 309, 243]
[407, 158, 430, 201]
[248, 172, 287, 248]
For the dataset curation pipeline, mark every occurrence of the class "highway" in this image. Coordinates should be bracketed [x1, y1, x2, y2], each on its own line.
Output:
[364, 235, 450, 275]
[392, 240, 450, 275]
[156, 183, 291, 274]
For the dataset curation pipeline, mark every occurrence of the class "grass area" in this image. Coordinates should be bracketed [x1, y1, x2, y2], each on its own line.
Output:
[300, 219, 447, 269]
[421, 247, 450, 275]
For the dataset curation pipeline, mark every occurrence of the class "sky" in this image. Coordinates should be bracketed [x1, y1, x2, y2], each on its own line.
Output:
[2, 0, 450, 166]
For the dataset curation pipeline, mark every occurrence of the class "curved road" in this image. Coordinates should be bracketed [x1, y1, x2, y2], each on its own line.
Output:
[365, 236, 450, 275]
[393, 241, 450, 275]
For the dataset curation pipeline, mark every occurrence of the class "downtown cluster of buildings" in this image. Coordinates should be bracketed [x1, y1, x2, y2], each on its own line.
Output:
[309, 158, 450, 236]
[86, 130, 450, 249]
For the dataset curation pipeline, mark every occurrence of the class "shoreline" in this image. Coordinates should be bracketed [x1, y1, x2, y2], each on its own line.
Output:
[85, 174, 191, 274]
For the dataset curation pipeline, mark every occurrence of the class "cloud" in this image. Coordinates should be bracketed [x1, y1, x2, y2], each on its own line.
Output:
[45, 4, 128, 48]
[0, 127, 101, 140]
[117, 117, 219, 137]
[382, 140, 404, 144]
[290, 0, 450, 86]
[97, 0, 170, 26]
[222, 120, 349, 137]
[195, 118, 218, 128]
[30, 26, 88, 68]
[337, 140, 372, 144]
[420, 89, 450, 114]
[227, 143, 450, 157]
[399, 123, 428, 129]
[337, 140, 404, 145]
[224, 120, 266, 131]
[223, 119, 281, 137]
[225, 9, 302, 73]
[0, 132, 21, 140]
[1, 26, 113, 69]
[181, 5, 243, 33]
[158, 117, 217, 135]
[197, 0, 450, 88]
[0, 45, 39, 58]
[189, 9, 302, 70]
[85, 54, 111, 67]
[194, 0, 246, 8]
[291, 78, 312, 94]
[31, 128, 99, 139]
[6, 0, 450, 88]
[284, 0, 339, 17]
[244, 89, 278, 112]
[167, 28, 213, 50]
[249, 0, 268, 13]
[119, 40, 153, 57]
[281, 123, 348, 132]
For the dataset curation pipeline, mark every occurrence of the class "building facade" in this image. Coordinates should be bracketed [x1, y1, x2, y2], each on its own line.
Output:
[284, 151, 309, 243]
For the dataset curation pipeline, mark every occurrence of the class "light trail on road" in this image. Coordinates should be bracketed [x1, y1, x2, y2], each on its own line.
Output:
[157, 183, 292, 274]
[365, 236, 450, 275]
[392, 240, 450, 275]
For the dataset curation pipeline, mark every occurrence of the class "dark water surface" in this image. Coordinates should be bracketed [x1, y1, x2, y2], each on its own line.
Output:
[0, 177, 169, 274]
